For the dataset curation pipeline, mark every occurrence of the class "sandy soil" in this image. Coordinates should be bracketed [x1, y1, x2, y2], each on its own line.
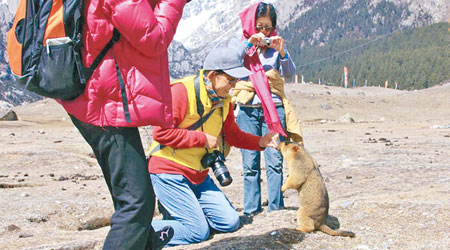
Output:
[0, 82, 449, 250]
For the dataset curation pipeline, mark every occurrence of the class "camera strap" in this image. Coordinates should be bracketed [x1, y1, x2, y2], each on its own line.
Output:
[148, 76, 217, 156]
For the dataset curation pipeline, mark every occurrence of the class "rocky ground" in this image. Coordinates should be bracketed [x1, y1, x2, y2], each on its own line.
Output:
[1, 82, 449, 250]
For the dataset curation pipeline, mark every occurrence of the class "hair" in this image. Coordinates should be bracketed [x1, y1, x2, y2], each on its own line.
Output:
[255, 2, 277, 27]
[204, 70, 225, 75]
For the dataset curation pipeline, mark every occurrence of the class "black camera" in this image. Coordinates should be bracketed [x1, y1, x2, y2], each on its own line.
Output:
[201, 150, 233, 186]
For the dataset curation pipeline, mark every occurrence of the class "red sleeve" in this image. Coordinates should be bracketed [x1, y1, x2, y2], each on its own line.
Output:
[223, 103, 263, 151]
[104, 0, 186, 57]
[152, 83, 207, 149]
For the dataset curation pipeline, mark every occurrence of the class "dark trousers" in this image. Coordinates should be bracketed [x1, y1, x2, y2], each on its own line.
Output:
[70, 115, 155, 250]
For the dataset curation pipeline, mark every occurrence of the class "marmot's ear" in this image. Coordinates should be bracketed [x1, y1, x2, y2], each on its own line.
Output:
[292, 144, 300, 153]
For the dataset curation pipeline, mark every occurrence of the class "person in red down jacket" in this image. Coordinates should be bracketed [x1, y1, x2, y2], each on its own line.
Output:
[59, 0, 191, 249]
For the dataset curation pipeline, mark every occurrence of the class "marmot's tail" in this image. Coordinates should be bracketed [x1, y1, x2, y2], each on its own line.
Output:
[319, 224, 355, 237]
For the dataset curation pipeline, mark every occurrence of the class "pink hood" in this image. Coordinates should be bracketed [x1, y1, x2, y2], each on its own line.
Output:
[239, 2, 277, 40]
[60, 0, 186, 128]
[238, 2, 287, 137]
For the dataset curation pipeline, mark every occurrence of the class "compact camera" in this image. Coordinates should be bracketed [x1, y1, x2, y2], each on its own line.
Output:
[262, 37, 273, 46]
[201, 150, 233, 186]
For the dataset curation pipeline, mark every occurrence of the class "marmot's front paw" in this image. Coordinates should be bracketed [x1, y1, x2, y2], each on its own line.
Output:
[281, 184, 287, 193]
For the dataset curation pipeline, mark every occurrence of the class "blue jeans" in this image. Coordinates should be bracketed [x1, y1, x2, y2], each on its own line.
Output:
[237, 105, 286, 215]
[150, 173, 240, 246]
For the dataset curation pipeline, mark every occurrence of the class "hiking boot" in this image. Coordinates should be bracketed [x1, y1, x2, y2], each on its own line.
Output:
[149, 225, 174, 250]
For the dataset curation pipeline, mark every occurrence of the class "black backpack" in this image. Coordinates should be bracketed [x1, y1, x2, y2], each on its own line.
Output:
[7, 0, 119, 100]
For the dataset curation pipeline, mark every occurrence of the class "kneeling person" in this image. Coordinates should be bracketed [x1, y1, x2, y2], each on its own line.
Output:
[148, 47, 279, 246]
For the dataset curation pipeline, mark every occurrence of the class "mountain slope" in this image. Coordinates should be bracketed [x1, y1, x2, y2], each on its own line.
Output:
[292, 22, 450, 89]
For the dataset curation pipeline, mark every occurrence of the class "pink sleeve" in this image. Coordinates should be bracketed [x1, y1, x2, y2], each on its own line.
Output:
[152, 83, 207, 149]
[223, 103, 263, 151]
[104, 0, 186, 57]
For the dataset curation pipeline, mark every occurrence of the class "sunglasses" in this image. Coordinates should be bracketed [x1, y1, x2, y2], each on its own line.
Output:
[255, 25, 274, 32]
[219, 74, 238, 85]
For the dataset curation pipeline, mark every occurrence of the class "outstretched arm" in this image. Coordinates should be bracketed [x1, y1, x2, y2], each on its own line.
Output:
[223, 103, 279, 150]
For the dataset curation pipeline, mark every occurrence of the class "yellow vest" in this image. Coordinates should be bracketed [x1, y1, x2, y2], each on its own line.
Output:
[149, 71, 231, 172]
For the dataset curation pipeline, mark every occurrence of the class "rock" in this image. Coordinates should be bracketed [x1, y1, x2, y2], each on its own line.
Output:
[320, 103, 331, 110]
[78, 217, 110, 231]
[6, 224, 21, 232]
[57, 176, 68, 181]
[18, 233, 33, 238]
[338, 113, 355, 123]
[339, 200, 354, 209]
[27, 215, 49, 223]
[0, 109, 18, 121]
[0, 101, 15, 121]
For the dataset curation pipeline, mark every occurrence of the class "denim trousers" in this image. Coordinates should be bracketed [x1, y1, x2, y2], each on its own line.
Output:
[70, 115, 155, 250]
[237, 105, 286, 215]
[150, 173, 240, 246]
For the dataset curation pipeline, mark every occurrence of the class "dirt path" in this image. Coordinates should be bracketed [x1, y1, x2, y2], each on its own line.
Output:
[1, 83, 449, 249]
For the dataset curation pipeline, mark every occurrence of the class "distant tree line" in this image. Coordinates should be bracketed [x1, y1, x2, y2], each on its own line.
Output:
[287, 23, 450, 89]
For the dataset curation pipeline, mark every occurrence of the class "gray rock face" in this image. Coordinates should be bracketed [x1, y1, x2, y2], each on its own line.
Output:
[168, 40, 203, 79]
[1, 3, 43, 106]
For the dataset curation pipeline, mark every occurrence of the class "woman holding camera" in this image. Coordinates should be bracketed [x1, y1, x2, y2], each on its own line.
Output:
[231, 2, 302, 217]
[147, 47, 279, 246]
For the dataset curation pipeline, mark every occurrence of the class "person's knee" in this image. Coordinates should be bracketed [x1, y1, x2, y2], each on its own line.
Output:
[186, 221, 210, 243]
[222, 209, 241, 232]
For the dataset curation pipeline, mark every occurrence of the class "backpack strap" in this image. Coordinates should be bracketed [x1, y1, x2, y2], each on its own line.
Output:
[83, 29, 121, 82]
[148, 75, 216, 156]
[101, 29, 130, 123]
[115, 59, 131, 123]
[195, 76, 204, 117]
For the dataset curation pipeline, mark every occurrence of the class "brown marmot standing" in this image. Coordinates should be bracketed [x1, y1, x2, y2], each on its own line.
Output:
[280, 141, 355, 237]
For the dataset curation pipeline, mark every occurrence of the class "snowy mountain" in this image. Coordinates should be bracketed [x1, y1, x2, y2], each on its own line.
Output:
[175, 0, 449, 51]
[174, 0, 277, 51]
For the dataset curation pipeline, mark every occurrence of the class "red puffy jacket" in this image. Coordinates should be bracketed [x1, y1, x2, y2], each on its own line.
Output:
[60, 0, 186, 128]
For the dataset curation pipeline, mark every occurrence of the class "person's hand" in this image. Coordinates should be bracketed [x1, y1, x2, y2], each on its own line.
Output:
[259, 132, 279, 150]
[205, 134, 219, 149]
[248, 32, 266, 46]
[268, 36, 286, 58]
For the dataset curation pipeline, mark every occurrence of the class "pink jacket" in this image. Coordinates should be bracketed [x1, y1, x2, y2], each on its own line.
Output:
[60, 0, 186, 128]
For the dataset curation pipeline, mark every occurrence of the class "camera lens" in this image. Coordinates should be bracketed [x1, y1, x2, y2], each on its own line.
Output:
[211, 161, 233, 186]
[202, 150, 233, 187]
